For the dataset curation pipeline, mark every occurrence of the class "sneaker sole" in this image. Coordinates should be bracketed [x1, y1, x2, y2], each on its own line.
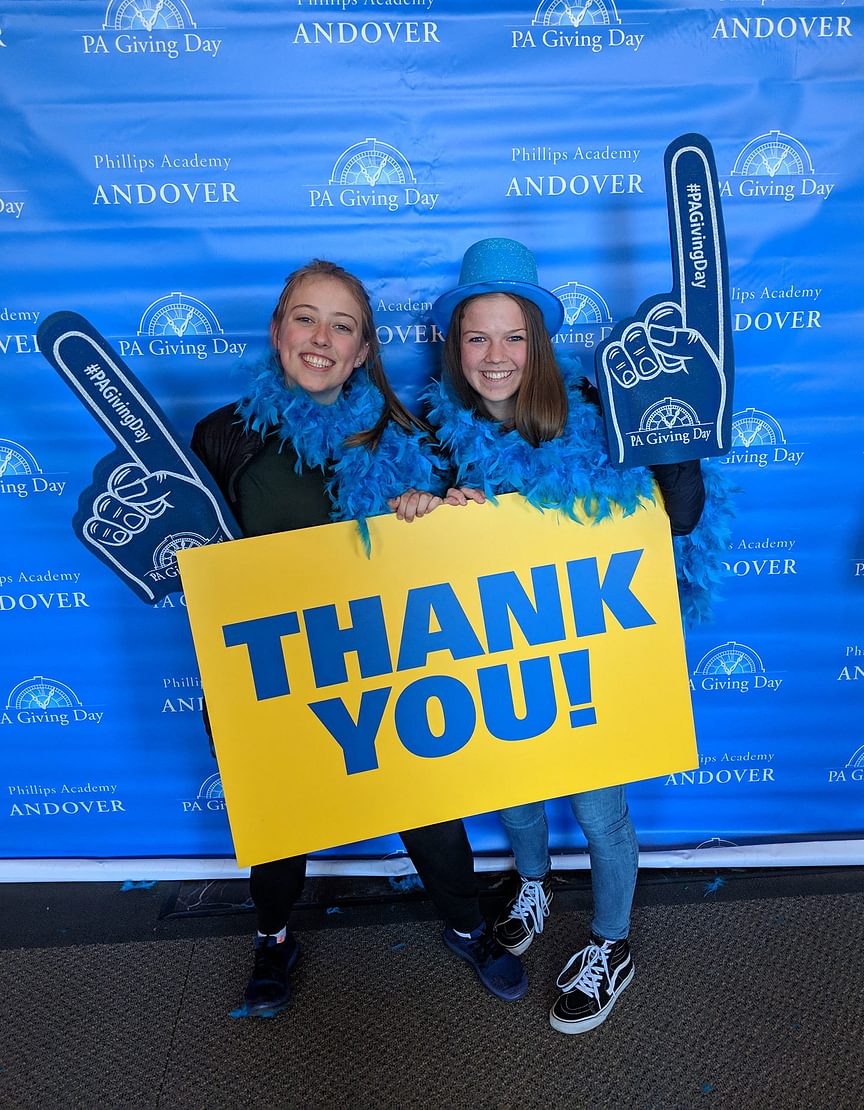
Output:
[443, 931, 529, 1002]
[548, 963, 634, 1034]
[230, 1000, 291, 1020]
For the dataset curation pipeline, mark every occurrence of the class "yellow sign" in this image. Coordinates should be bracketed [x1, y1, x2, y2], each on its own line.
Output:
[178, 494, 696, 867]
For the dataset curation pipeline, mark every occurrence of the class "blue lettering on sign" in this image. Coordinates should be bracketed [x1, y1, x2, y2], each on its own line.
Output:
[558, 649, 597, 727]
[304, 596, 392, 687]
[308, 688, 392, 775]
[478, 564, 565, 651]
[307, 648, 597, 774]
[396, 583, 485, 670]
[394, 676, 477, 759]
[223, 612, 300, 700]
[477, 657, 557, 741]
[219, 553, 654, 773]
[566, 550, 654, 635]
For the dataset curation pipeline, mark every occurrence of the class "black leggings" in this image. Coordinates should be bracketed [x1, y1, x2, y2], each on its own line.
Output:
[250, 818, 481, 934]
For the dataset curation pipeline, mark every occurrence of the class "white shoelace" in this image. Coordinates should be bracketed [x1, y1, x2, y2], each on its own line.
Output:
[508, 878, 551, 935]
[556, 941, 611, 1001]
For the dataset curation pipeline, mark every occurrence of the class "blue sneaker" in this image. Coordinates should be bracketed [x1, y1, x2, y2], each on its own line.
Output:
[443, 923, 528, 1001]
[230, 932, 300, 1019]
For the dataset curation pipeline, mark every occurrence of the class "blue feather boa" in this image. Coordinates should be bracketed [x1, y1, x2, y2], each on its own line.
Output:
[425, 356, 734, 626]
[238, 359, 444, 551]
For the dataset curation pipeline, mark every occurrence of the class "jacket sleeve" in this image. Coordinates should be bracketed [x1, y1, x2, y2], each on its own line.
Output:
[191, 403, 235, 500]
[650, 460, 705, 536]
[578, 377, 706, 536]
[190, 403, 252, 760]
[191, 402, 259, 510]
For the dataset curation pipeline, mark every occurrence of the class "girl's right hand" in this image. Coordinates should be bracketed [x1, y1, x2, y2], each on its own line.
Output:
[444, 487, 487, 506]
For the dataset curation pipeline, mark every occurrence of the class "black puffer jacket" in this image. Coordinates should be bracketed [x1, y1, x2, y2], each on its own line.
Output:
[191, 402, 266, 516]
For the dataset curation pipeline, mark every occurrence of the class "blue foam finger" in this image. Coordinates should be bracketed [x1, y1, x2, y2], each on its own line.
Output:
[39, 313, 195, 474]
[596, 134, 734, 469]
[37, 311, 241, 603]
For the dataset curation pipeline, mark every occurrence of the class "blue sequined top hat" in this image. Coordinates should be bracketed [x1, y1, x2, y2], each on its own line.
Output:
[432, 237, 565, 337]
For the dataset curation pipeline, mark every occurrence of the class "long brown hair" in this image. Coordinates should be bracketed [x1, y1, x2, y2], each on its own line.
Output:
[442, 293, 567, 446]
[272, 259, 433, 449]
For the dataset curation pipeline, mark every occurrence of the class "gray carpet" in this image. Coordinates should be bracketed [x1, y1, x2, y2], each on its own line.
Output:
[2, 888, 862, 1108]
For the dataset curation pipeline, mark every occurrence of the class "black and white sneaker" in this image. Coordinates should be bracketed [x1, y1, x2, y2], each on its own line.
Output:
[549, 935, 633, 1034]
[493, 874, 553, 956]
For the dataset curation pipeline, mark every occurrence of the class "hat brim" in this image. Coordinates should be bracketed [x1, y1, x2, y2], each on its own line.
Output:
[431, 280, 565, 337]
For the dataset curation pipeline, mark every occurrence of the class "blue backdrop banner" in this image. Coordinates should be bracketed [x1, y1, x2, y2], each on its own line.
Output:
[1, 1, 862, 865]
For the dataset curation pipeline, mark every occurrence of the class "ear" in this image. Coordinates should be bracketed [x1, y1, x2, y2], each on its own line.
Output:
[355, 342, 369, 368]
[270, 319, 280, 348]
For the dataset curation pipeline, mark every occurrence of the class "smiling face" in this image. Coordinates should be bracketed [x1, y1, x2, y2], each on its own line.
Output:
[270, 274, 370, 405]
[458, 294, 528, 422]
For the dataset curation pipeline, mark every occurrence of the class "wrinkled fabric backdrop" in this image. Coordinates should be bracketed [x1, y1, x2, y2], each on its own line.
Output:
[1, 1, 862, 870]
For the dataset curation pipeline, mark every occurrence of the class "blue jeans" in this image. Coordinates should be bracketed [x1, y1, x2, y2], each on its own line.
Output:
[498, 786, 638, 942]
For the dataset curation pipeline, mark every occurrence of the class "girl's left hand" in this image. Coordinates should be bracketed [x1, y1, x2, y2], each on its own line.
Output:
[388, 489, 443, 522]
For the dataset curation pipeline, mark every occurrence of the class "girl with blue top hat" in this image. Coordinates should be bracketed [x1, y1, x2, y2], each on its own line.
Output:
[426, 237, 732, 1034]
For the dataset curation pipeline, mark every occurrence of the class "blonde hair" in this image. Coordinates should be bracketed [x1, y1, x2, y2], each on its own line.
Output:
[272, 260, 433, 448]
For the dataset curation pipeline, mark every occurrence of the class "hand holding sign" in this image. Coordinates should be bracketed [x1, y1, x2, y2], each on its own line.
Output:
[596, 134, 734, 468]
[37, 312, 240, 604]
